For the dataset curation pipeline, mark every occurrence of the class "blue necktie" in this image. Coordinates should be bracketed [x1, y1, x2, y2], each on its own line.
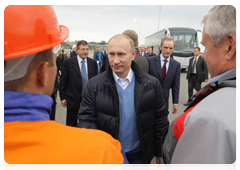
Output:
[81, 60, 87, 90]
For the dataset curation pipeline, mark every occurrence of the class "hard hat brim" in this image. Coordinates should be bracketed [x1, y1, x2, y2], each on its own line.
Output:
[5, 25, 69, 59]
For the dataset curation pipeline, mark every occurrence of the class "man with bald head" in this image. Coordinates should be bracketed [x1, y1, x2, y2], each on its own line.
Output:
[77, 34, 169, 164]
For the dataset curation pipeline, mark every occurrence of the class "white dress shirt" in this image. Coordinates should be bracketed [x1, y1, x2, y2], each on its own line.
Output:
[192, 55, 199, 74]
[112, 68, 134, 90]
[160, 54, 170, 73]
[77, 55, 88, 79]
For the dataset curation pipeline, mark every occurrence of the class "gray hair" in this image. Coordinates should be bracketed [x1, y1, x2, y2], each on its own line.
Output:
[202, 5, 236, 46]
[161, 37, 176, 47]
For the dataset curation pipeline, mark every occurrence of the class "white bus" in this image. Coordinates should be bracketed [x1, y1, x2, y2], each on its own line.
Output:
[145, 27, 204, 70]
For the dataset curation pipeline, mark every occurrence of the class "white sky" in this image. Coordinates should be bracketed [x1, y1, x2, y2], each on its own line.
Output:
[52, 5, 214, 45]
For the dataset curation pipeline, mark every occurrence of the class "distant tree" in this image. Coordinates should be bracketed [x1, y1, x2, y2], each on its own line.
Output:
[99, 40, 107, 45]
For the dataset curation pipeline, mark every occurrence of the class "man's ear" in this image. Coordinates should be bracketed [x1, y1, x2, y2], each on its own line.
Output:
[159, 45, 162, 51]
[132, 49, 137, 60]
[37, 62, 49, 87]
[225, 34, 236, 60]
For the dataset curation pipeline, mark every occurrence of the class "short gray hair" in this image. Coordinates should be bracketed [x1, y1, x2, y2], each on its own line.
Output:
[202, 5, 236, 46]
[161, 37, 176, 47]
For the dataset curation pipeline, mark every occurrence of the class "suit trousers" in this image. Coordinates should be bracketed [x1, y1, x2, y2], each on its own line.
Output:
[66, 109, 79, 127]
[188, 73, 201, 102]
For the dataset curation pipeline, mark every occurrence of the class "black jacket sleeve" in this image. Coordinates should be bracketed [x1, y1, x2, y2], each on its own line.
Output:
[77, 80, 98, 129]
[154, 79, 169, 157]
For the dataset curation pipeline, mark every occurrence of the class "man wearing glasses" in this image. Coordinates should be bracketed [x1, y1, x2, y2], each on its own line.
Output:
[60, 40, 98, 127]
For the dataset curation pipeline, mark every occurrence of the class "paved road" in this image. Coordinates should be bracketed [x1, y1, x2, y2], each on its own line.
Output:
[54, 68, 210, 163]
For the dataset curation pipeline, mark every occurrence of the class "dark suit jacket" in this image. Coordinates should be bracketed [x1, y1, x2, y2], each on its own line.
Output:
[186, 55, 208, 82]
[70, 51, 77, 58]
[134, 48, 149, 73]
[58, 53, 67, 64]
[147, 55, 181, 108]
[144, 53, 156, 57]
[100, 54, 109, 73]
[59, 56, 98, 110]
[56, 56, 62, 74]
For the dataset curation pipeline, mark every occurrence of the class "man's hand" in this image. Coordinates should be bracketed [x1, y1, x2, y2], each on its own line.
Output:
[205, 79, 208, 82]
[172, 105, 178, 114]
[61, 99, 67, 108]
[155, 156, 161, 164]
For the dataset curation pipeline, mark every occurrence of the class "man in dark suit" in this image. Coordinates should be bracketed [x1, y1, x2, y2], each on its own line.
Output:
[123, 30, 149, 73]
[70, 45, 77, 58]
[60, 40, 98, 126]
[184, 47, 208, 106]
[147, 37, 181, 114]
[144, 47, 156, 57]
[139, 44, 146, 56]
[58, 49, 67, 64]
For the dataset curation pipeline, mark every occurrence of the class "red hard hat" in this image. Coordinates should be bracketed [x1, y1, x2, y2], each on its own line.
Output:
[4, 5, 69, 59]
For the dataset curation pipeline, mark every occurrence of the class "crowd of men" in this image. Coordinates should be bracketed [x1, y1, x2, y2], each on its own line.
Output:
[4, 5, 236, 164]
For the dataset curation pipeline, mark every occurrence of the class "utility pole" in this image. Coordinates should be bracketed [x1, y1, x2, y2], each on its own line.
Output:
[157, 5, 161, 31]
[134, 19, 142, 44]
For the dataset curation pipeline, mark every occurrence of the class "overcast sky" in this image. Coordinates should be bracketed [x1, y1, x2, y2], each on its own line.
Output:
[52, 5, 214, 45]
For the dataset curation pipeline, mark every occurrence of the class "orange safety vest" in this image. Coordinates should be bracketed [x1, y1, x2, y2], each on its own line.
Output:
[4, 120, 124, 164]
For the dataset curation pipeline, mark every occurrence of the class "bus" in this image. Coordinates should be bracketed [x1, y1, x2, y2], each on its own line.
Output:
[145, 27, 204, 70]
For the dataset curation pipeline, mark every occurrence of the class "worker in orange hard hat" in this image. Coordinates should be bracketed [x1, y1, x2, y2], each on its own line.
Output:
[4, 5, 128, 164]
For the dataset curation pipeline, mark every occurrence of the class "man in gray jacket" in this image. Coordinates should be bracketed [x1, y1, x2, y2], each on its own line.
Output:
[162, 5, 236, 164]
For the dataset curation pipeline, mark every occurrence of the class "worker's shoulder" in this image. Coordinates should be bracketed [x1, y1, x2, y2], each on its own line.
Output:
[186, 87, 236, 129]
[49, 121, 121, 148]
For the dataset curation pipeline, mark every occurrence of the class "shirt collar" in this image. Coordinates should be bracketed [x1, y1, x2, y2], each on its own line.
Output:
[4, 91, 52, 122]
[160, 54, 170, 62]
[210, 68, 236, 83]
[112, 68, 133, 83]
[195, 55, 200, 59]
[77, 55, 87, 62]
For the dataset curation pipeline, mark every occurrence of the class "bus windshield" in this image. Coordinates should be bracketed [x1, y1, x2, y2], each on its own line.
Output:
[170, 33, 197, 52]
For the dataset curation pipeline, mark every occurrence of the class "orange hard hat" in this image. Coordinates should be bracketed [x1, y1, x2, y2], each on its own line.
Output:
[4, 5, 69, 59]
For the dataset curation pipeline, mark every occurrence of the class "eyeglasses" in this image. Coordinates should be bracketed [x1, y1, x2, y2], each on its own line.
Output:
[79, 48, 89, 51]
[52, 44, 61, 54]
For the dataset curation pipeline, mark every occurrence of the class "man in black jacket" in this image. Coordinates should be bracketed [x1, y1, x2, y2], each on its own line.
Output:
[60, 40, 98, 126]
[184, 47, 208, 106]
[77, 34, 169, 164]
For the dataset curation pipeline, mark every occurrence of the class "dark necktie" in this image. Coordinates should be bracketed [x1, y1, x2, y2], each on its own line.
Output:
[81, 60, 87, 90]
[192, 58, 197, 73]
[162, 59, 168, 84]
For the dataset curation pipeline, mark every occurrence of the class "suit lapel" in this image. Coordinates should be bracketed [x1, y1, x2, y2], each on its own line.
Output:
[189, 57, 194, 72]
[72, 56, 81, 77]
[86, 57, 91, 78]
[196, 56, 202, 70]
[154, 56, 162, 80]
[164, 57, 173, 82]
